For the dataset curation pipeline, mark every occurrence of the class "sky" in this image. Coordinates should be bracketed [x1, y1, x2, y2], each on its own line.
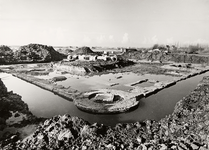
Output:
[0, 0, 209, 47]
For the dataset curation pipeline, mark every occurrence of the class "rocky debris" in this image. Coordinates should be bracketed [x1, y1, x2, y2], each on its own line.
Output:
[0, 45, 15, 64]
[1, 114, 91, 149]
[14, 43, 66, 62]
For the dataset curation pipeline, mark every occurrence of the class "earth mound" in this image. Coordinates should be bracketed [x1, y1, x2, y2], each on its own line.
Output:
[72, 46, 96, 55]
[0, 45, 14, 64]
[57, 48, 73, 55]
[14, 44, 66, 62]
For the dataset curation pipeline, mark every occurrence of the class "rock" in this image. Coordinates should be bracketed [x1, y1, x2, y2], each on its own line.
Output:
[160, 144, 167, 150]
[191, 143, 199, 149]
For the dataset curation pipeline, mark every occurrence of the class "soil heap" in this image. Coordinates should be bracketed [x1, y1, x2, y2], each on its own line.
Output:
[57, 48, 73, 55]
[72, 46, 96, 55]
[0, 45, 14, 64]
[14, 44, 66, 62]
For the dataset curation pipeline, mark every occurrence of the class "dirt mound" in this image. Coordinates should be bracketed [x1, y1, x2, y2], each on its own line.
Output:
[0, 45, 13, 56]
[73, 46, 95, 55]
[0, 45, 14, 64]
[57, 48, 73, 55]
[14, 44, 66, 62]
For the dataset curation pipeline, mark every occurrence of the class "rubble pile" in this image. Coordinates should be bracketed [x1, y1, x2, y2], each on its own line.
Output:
[0, 45, 15, 64]
[14, 44, 66, 62]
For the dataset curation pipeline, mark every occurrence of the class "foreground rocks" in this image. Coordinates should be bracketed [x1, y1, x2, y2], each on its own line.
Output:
[2, 76, 209, 149]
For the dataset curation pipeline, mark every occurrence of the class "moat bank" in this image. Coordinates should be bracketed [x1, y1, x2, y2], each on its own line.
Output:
[1, 71, 209, 126]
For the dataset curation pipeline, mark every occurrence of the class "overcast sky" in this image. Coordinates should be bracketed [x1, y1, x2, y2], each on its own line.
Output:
[0, 0, 209, 47]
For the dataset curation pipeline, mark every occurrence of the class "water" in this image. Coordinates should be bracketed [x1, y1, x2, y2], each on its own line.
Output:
[1, 72, 209, 126]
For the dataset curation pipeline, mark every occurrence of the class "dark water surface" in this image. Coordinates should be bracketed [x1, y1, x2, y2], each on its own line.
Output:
[1, 72, 209, 126]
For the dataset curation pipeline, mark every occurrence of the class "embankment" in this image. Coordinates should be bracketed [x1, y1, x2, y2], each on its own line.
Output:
[123, 51, 209, 64]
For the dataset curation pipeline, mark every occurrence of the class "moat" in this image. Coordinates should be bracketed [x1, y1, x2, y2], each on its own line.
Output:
[1, 71, 209, 126]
